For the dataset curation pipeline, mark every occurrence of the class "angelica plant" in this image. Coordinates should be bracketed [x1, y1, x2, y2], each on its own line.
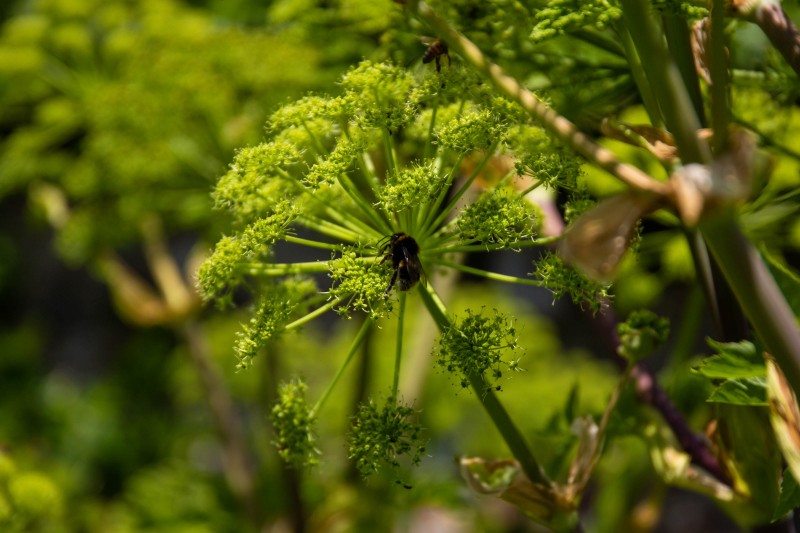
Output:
[197, 60, 597, 485]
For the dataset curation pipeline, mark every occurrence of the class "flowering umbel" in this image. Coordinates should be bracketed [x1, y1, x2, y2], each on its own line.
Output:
[197, 60, 585, 470]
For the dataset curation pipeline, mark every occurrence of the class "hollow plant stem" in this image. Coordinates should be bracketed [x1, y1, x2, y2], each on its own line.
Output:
[618, 0, 710, 165]
[417, 283, 551, 486]
[700, 209, 800, 395]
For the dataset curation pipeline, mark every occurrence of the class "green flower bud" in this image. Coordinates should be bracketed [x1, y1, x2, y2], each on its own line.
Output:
[272, 380, 318, 468]
[617, 310, 670, 363]
[348, 398, 425, 478]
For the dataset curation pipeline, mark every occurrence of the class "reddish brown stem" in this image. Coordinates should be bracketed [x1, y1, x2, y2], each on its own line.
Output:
[755, 3, 800, 76]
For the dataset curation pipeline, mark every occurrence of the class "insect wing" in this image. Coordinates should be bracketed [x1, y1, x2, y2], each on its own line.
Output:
[401, 247, 426, 288]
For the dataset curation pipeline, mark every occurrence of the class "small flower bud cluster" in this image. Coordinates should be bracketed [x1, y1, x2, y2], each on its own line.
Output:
[530, 0, 622, 44]
[271, 380, 318, 469]
[328, 248, 392, 319]
[433, 308, 522, 389]
[457, 186, 542, 247]
[235, 277, 319, 369]
[617, 309, 670, 363]
[197, 200, 298, 306]
[347, 398, 425, 478]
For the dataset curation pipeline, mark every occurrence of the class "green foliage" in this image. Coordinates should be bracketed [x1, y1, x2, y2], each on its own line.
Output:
[0, 0, 331, 265]
[693, 340, 765, 380]
[5, 0, 800, 530]
[773, 469, 800, 522]
[707, 378, 767, 406]
[692, 340, 768, 406]
[0, 467, 64, 532]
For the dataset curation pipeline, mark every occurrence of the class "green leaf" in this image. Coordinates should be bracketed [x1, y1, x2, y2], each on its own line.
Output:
[707, 377, 767, 405]
[762, 247, 800, 318]
[692, 339, 764, 379]
[773, 469, 800, 522]
[717, 405, 782, 525]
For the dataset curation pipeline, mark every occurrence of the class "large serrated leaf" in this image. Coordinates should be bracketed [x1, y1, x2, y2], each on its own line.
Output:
[693, 339, 764, 379]
[762, 247, 800, 318]
[772, 469, 800, 522]
[707, 377, 768, 405]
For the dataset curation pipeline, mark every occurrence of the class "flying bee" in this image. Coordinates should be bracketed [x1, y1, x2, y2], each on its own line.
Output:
[380, 232, 426, 294]
[420, 37, 451, 73]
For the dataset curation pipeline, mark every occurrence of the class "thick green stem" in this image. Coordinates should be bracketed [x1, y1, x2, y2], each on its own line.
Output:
[661, 12, 706, 126]
[700, 209, 800, 394]
[616, 21, 664, 128]
[618, 0, 710, 165]
[683, 231, 724, 336]
[709, 0, 730, 153]
[417, 283, 551, 486]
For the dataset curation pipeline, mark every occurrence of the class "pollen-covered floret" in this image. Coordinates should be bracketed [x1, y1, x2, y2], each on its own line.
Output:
[328, 248, 392, 319]
[457, 186, 541, 247]
[509, 125, 583, 190]
[340, 61, 416, 132]
[213, 141, 303, 222]
[268, 95, 343, 132]
[305, 134, 369, 188]
[379, 161, 447, 212]
[436, 107, 507, 153]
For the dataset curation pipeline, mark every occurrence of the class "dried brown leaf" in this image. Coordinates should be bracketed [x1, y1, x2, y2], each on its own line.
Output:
[559, 192, 658, 283]
[766, 353, 800, 483]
